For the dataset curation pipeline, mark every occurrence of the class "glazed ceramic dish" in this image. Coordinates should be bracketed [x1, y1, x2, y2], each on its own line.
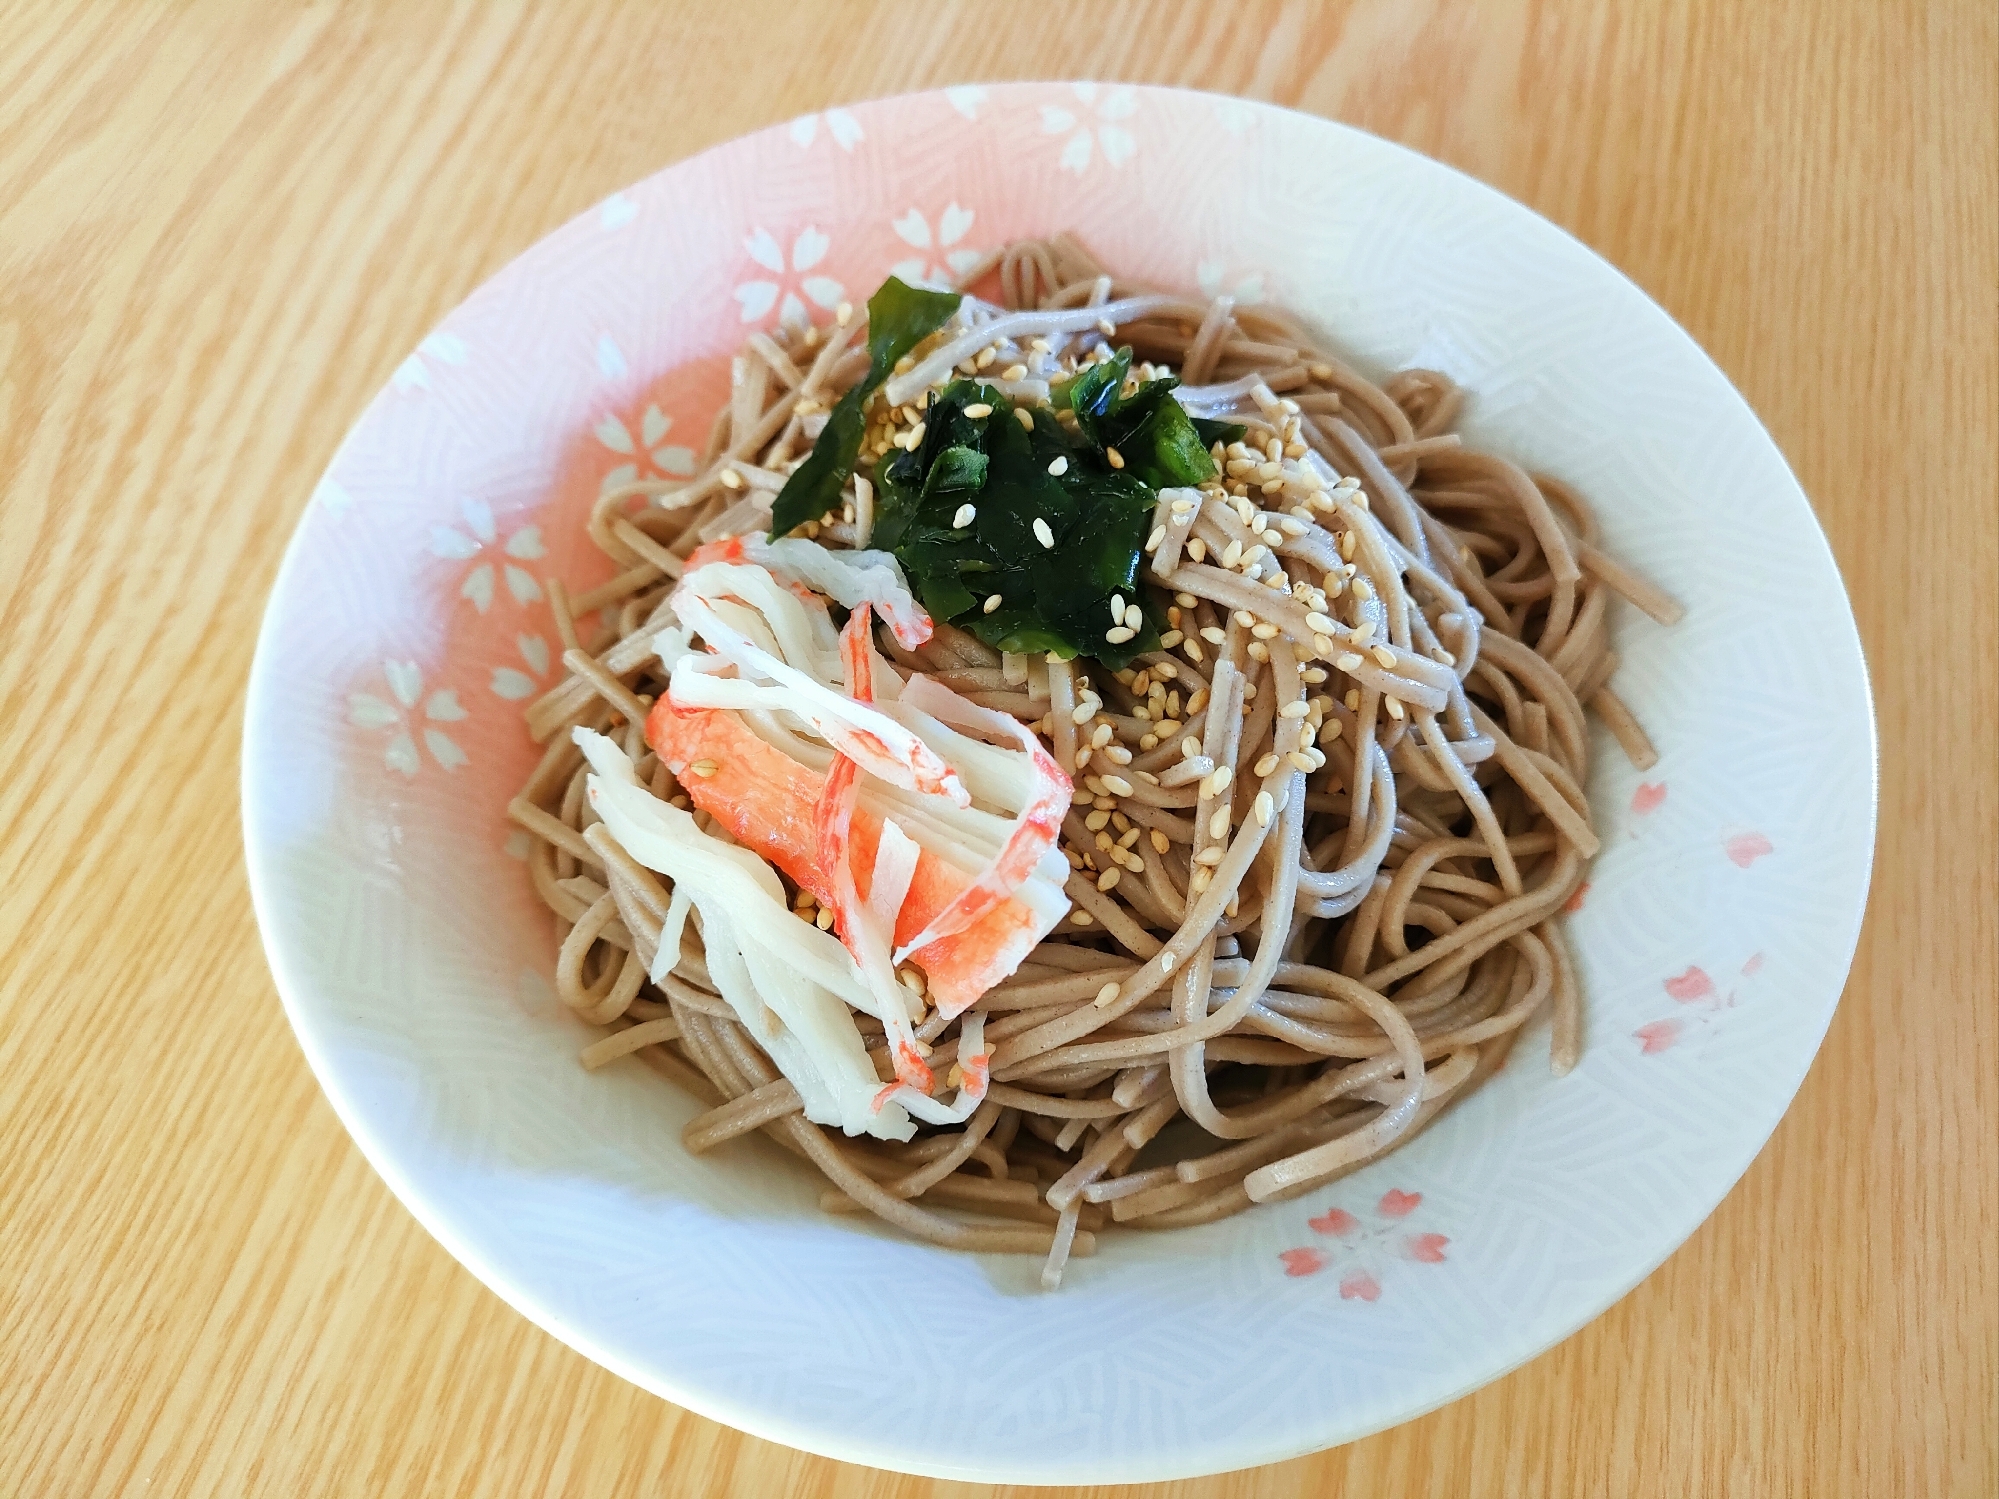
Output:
[242, 84, 1875, 1483]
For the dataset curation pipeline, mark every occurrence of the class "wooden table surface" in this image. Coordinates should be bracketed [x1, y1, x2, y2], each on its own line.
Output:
[3, 3, 1993, 1495]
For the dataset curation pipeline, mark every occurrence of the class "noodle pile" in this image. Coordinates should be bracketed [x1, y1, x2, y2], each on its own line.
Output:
[507, 235, 1682, 1286]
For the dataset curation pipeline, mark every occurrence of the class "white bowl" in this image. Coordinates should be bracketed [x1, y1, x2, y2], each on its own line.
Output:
[243, 84, 1875, 1484]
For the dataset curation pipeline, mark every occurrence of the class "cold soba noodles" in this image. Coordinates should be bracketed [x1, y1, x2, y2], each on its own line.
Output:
[507, 235, 1682, 1289]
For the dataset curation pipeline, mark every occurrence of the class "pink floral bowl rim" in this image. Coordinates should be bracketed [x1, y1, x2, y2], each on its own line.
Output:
[241, 83, 1876, 1484]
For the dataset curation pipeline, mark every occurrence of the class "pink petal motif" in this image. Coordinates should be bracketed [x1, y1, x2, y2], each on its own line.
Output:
[1309, 1207, 1359, 1236]
[1279, 1248, 1325, 1277]
[1405, 1232, 1449, 1264]
[1630, 782, 1667, 815]
[1725, 831, 1774, 868]
[1339, 1270, 1382, 1301]
[1377, 1189, 1421, 1218]
[1742, 951, 1766, 976]
[1664, 966, 1714, 1002]
[1563, 881, 1589, 914]
[1635, 1018, 1682, 1055]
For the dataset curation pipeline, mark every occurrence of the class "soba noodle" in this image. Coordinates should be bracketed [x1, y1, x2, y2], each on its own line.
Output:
[508, 234, 1681, 1287]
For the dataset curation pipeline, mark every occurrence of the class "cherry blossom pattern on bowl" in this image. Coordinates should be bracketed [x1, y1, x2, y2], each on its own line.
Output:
[242, 83, 1876, 1485]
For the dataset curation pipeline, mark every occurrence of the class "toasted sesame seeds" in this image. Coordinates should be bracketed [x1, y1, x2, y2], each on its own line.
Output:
[815, 905, 835, 929]
[1221, 540, 1243, 568]
[719, 468, 744, 490]
[999, 363, 1029, 382]
[1084, 808, 1111, 831]
[1319, 718, 1345, 744]
[954, 503, 977, 529]
[1247, 641, 1271, 662]
[1352, 577, 1374, 601]
[1101, 774, 1135, 796]
[1159, 951, 1177, 975]
[1194, 845, 1226, 866]
[983, 593, 1003, 614]
[1185, 538, 1207, 564]
[1306, 611, 1337, 634]
[1335, 652, 1364, 671]
[1094, 981, 1122, 1008]
[1253, 752, 1280, 777]
[1250, 622, 1280, 641]
[1198, 626, 1225, 645]
[1033, 517, 1056, 549]
[1046, 456, 1069, 477]
[1106, 624, 1134, 644]
[1181, 736, 1202, 759]
[1253, 790, 1275, 827]
[1279, 699, 1310, 719]
[1371, 644, 1398, 669]
[1186, 688, 1209, 713]
[1144, 525, 1166, 552]
[974, 347, 997, 369]
[1106, 446, 1125, 469]
[1072, 910, 1094, 925]
[961, 403, 994, 420]
[689, 759, 719, 777]
[1345, 688, 1362, 711]
[1015, 407, 1035, 431]
[1159, 630, 1184, 648]
[1383, 695, 1406, 721]
[1204, 766, 1233, 797]
[1150, 829, 1171, 855]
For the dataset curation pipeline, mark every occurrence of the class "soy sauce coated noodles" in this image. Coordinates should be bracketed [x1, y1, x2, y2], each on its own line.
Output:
[508, 235, 1682, 1288]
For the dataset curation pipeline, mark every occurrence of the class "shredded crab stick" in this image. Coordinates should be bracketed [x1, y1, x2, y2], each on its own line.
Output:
[646, 608, 1072, 1015]
[885, 675, 1070, 966]
[572, 729, 917, 1141]
[682, 534, 934, 650]
[671, 580, 968, 806]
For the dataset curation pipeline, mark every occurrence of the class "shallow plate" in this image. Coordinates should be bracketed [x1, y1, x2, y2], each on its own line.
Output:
[243, 84, 1875, 1484]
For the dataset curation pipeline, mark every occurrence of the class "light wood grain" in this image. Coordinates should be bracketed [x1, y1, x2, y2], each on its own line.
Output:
[1, 3, 1992, 1495]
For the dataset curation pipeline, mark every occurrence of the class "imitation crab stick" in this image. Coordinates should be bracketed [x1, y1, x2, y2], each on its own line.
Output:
[647, 695, 1064, 1016]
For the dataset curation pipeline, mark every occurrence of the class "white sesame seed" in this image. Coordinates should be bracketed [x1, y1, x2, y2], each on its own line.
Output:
[1103, 744, 1132, 765]
[719, 468, 744, 490]
[1253, 753, 1280, 777]
[1071, 702, 1096, 725]
[1254, 791, 1275, 826]
[1194, 846, 1226, 866]
[1384, 695, 1406, 720]
[1205, 766, 1233, 797]
[907, 420, 927, 447]
[975, 347, 997, 369]
[1097, 317, 1116, 336]
[1289, 750, 1318, 772]
[1306, 611, 1337, 634]
[1109, 593, 1125, 618]
[962, 403, 993, 419]
[690, 758, 719, 777]
[1158, 950, 1176, 975]
[1345, 689, 1361, 711]
[1091, 723, 1114, 749]
[1313, 633, 1337, 656]
[954, 503, 977, 529]
[1186, 538, 1207, 563]
[1033, 517, 1055, 549]
[1101, 774, 1135, 796]
[1072, 910, 1094, 925]
[1015, 407, 1035, 431]
[1182, 736, 1202, 758]
[1371, 645, 1398, 668]
[983, 594, 1003, 614]
[1144, 525, 1166, 552]
[1106, 447, 1125, 469]
[1046, 456, 1069, 478]
[1159, 630, 1184, 648]
[1279, 699, 1310, 719]
[1199, 626, 1225, 645]
[1094, 981, 1122, 1008]
[1170, 498, 1196, 516]
[1208, 807, 1230, 840]
[1001, 363, 1029, 381]
[1336, 652, 1364, 671]
[836, 301, 854, 325]
[1123, 603, 1143, 628]
[1250, 622, 1280, 641]
[1085, 809, 1110, 830]
[816, 905, 835, 929]
[1221, 540, 1243, 568]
